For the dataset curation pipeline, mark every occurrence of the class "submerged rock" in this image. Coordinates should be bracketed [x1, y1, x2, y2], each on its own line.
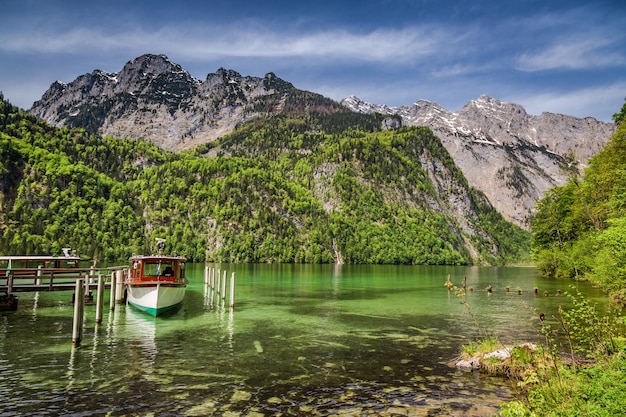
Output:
[484, 348, 511, 361]
[455, 357, 481, 370]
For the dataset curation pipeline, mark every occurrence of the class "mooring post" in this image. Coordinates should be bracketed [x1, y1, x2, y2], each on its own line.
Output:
[84, 274, 93, 304]
[115, 270, 125, 304]
[229, 272, 235, 308]
[204, 265, 208, 285]
[36, 265, 42, 286]
[216, 269, 221, 296]
[72, 278, 85, 345]
[95, 274, 105, 324]
[109, 271, 117, 311]
[221, 270, 227, 300]
[7, 272, 13, 297]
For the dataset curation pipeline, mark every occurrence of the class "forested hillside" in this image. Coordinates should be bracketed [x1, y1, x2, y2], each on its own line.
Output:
[532, 101, 626, 298]
[1, 94, 529, 264]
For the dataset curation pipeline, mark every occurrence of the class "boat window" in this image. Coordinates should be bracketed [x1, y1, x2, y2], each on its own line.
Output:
[144, 262, 175, 276]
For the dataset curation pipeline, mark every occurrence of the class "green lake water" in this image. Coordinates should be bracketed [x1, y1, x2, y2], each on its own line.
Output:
[0, 264, 611, 416]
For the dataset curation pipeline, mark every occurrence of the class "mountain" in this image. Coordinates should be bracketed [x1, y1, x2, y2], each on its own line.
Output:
[30, 54, 343, 151]
[28, 54, 616, 229]
[2, 95, 529, 264]
[341, 95, 615, 228]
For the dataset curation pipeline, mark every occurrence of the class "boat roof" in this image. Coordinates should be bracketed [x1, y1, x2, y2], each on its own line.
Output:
[130, 255, 186, 262]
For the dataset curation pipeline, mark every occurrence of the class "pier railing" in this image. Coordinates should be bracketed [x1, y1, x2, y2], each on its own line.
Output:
[0, 266, 127, 294]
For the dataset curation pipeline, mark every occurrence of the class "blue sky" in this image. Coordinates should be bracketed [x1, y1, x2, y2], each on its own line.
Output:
[1, 0, 624, 121]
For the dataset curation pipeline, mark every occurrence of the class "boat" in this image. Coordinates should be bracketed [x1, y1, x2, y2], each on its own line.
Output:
[125, 239, 188, 316]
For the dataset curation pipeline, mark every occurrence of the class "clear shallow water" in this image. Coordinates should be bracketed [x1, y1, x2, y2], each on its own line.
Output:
[0, 264, 610, 416]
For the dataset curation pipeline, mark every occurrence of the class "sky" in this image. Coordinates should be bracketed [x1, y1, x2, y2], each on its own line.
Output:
[1, 0, 625, 122]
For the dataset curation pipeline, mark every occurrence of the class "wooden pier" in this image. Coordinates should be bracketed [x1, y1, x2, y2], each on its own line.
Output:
[1, 265, 127, 298]
[1, 255, 129, 345]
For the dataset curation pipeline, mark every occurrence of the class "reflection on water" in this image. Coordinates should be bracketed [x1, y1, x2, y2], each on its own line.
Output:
[0, 264, 614, 416]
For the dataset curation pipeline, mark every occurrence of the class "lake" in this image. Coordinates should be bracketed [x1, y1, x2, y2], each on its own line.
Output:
[0, 264, 611, 416]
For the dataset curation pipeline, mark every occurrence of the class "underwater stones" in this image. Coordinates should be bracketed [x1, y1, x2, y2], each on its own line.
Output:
[230, 390, 252, 402]
[385, 406, 409, 416]
[184, 400, 217, 416]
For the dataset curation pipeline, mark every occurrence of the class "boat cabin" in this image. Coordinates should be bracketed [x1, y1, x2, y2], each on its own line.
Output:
[129, 256, 186, 283]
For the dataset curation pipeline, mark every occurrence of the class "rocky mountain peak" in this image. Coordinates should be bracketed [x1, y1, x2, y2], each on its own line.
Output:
[341, 95, 615, 228]
[121, 54, 185, 77]
[28, 54, 326, 151]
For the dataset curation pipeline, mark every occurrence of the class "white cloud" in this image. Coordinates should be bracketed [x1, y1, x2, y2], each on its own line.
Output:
[516, 36, 625, 72]
[0, 24, 455, 64]
[509, 82, 626, 121]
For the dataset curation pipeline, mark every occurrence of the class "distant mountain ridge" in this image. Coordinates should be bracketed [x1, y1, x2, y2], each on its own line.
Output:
[341, 95, 615, 227]
[28, 54, 616, 228]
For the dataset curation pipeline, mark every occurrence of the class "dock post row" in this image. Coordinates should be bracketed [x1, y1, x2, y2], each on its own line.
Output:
[73, 269, 129, 346]
[204, 266, 236, 308]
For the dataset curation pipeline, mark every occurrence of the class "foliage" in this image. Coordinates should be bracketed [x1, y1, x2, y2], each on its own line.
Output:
[0, 96, 529, 264]
[461, 336, 500, 358]
[531, 118, 626, 296]
[500, 336, 626, 417]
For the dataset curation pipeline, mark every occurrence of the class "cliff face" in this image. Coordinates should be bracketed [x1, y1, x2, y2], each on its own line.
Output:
[341, 95, 615, 228]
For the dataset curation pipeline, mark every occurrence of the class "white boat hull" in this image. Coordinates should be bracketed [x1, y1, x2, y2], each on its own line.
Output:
[127, 283, 185, 316]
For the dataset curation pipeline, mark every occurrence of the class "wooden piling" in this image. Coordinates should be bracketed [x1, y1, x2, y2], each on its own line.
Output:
[72, 278, 85, 346]
[83, 274, 93, 304]
[221, 270, 227, 300]
[216, 269, 221, 295]
[109, 271, 117, 311]
[95, 274, 105, 324]
[229, 272, 235, 308]
[114, 270, 125, 304]
[7, 272, 13, 297]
